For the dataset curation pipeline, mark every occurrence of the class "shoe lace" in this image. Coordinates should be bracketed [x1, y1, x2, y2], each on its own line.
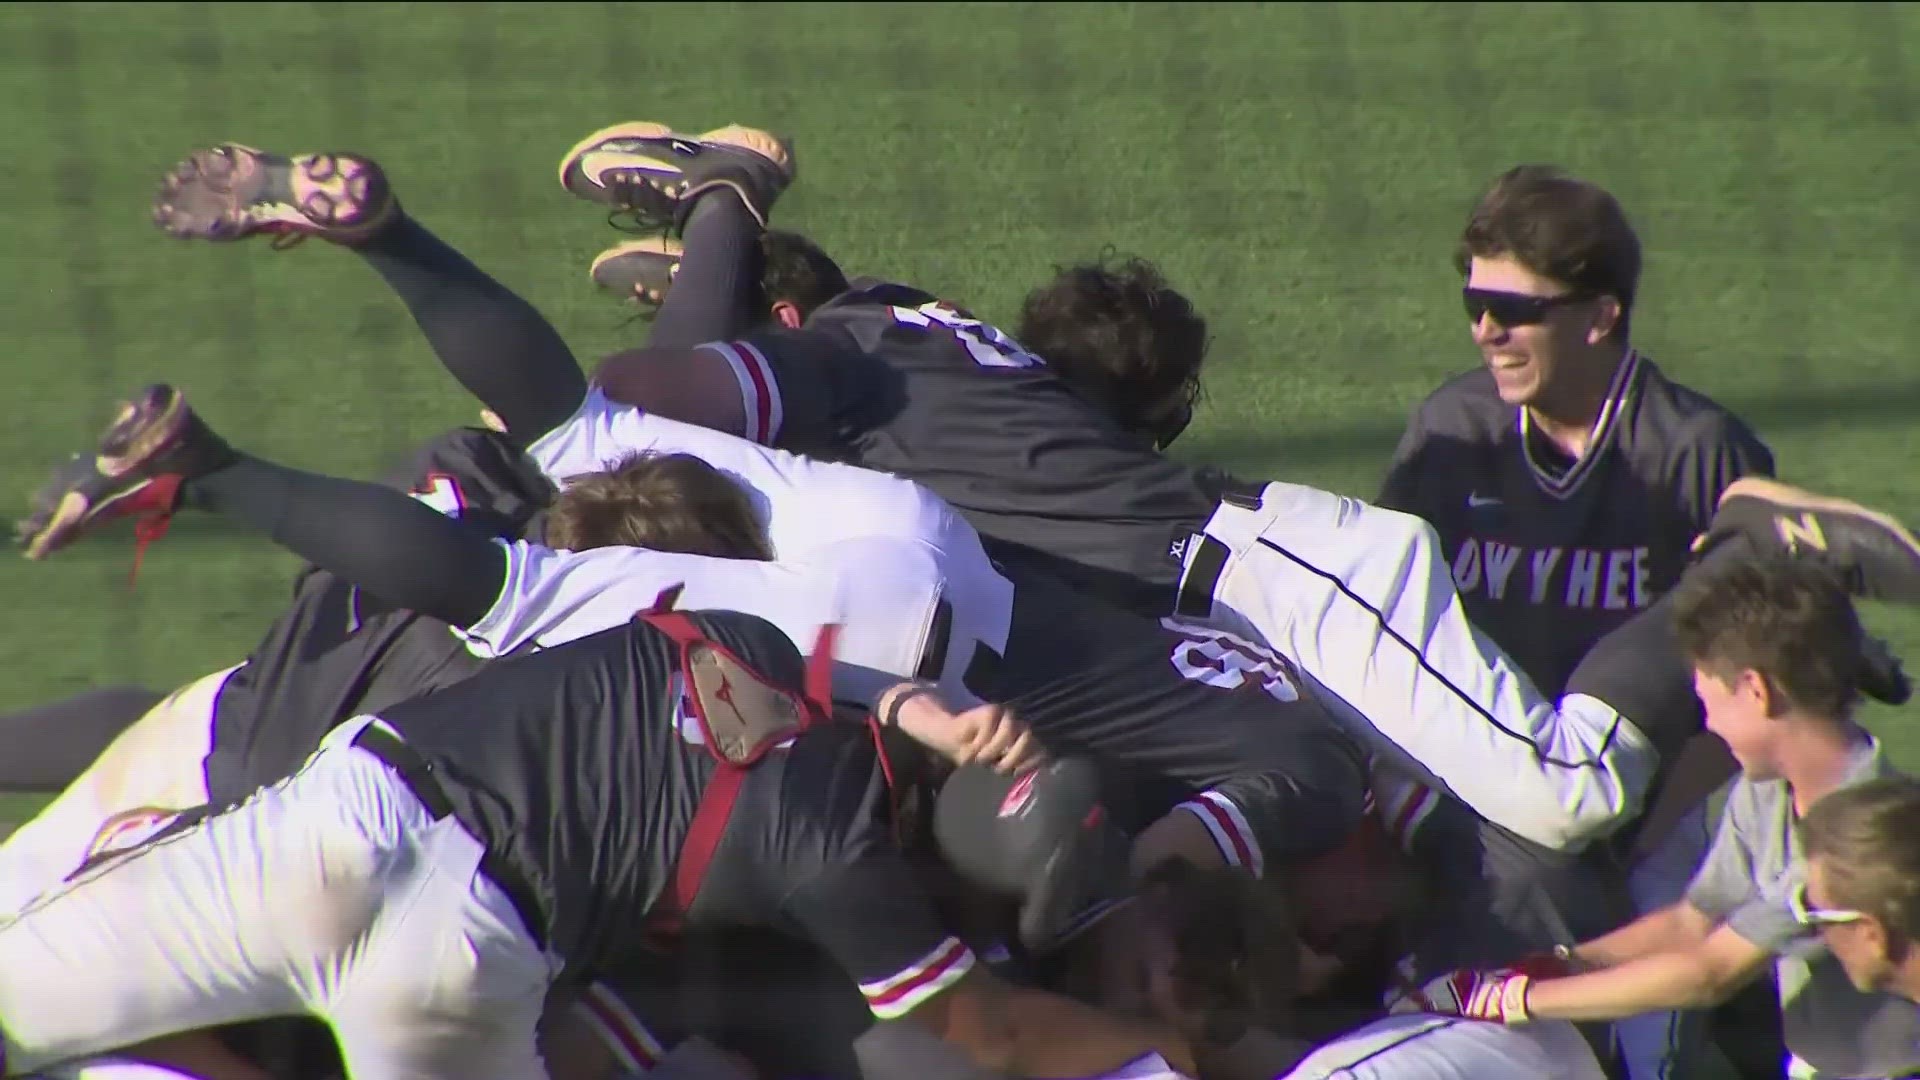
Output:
[604, 174, 680, 235]
[126, 474, 185, 590]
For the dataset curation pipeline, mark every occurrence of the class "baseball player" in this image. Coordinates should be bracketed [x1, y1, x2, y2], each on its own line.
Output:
[0, 610, 1190, 1080]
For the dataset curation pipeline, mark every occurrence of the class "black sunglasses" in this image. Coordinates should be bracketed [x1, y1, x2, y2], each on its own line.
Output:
[1463, 287, 1594, 328]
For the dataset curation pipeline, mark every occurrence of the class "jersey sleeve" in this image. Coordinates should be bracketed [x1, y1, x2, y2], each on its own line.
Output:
[1722, 868, 1810, 956]
[1668, 412, 1776, 534]
[718, 329, 882, 451]
[1377, 398, 1440, 514]
[780, 819, 977, 1019]
[1376, 384, 1478, 518]
[1682, 781, 1760, 922]
[1171, 731, 1370, 877]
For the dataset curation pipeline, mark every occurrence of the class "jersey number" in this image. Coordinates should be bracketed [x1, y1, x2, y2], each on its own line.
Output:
[1161, 618, 1300, 703]
[889, 301, 1046, 370]
[409, 474, 467, 518]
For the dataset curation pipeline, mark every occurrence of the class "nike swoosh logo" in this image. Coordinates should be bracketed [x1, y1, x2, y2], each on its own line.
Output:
[577, 150, 683, 188]
[1467, 494, 1503, 508]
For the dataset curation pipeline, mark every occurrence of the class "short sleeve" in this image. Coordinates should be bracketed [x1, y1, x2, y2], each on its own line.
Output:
[725, 329, 882, 451]
[1377, 398, 1440, 514]
[782, 840, 978, 1019]
[1724, 870, 1810, 956]
[1684, 781, 1760, 922]
[1669, 413, 1776, 535]
[1173, 751, 1368, 878]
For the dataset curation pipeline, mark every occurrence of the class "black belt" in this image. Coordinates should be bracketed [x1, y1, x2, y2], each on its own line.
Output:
[1173, 482, 1263, 620]
[350, 723, 550, 953]
[914, 598, 955, 682]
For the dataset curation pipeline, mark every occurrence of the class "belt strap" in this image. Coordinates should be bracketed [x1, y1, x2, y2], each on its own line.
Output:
[1173, 533, 1231, 620]
[350, 723, 550, 952]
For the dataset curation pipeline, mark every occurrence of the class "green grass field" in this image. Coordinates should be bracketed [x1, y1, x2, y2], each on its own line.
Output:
[3, 0, 1919, 829]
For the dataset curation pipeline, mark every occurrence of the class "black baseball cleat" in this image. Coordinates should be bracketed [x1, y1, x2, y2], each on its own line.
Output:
[153, 145, 397, 248]
[558, 122, 794, 233]
[590, 237, 682, 307]
[16, 385, 236, 563]
[1704, 477, 1920, 603]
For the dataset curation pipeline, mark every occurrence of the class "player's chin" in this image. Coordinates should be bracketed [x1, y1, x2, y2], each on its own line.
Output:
[1487, 363, 1539, 405]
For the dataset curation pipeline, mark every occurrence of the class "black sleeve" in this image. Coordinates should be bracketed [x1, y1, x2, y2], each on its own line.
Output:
[766, 726, 979, 1022]
[1377, 396, 1439, 513]
[782, 838, 979, 1021]
[1669, 412, 1776, 535]
[1174, 735, 1370, 877]
[729, 327, 887, 452]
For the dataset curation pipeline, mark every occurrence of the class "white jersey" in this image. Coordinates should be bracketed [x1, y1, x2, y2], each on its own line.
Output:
[1283, 1014, 1607, 1080]
[498, 389, 1015, 705]
[527, 388, 977, 567]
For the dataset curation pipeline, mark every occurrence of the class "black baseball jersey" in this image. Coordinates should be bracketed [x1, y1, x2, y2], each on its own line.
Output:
[1377, 352, 1774, 696]
[718, 278, 1238, 617]
[990, 565, 1370, 876]
[202, 427, 556, 804]
[381, 613, 978, 1018]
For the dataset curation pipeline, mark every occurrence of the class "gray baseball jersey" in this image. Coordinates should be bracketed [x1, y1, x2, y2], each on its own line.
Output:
[1684, 735, 1920, 1079]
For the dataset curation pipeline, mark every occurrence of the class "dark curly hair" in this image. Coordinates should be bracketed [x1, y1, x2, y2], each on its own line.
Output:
[758, 230, 849, 322]
[1138, 857, 1300, 1048]
[1014, 254, 1211, 448]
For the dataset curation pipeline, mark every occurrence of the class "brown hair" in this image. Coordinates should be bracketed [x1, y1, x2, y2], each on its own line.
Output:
[1800, 776, 1920, 940]
[543, 451, 772, 561]
[1455, 164, 1643, 332]
[1138, 857, 1300, 1046]
[1670, 554, 1865, 720]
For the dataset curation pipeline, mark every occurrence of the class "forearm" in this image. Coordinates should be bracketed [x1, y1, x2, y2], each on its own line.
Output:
[1526, 950, 1743, 1022]
[1572, 903, 1714, 969]
[1003, 988, 1194, 1078]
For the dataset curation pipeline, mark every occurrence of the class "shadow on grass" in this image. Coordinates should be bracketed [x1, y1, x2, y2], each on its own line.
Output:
[1176, 377, 1920, 477]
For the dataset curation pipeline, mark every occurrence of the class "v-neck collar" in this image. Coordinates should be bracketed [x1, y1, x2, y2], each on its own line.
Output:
[1517, 348, 1643, 501]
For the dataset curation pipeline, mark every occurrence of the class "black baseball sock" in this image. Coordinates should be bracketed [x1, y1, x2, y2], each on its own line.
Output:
[355, 216, 586, 443]
[0, 686, 164, 793]
[182, 456, 505, 628]
[647, 190, 766, 348]
[1564, 535, 1758, 763]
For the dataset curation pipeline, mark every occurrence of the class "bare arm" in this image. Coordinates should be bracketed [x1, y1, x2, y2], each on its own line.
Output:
[875, 682, 1045, 775]
[915, 969, 1195, 1078]
[1527, 923, 1771, 1021]
[1570, 900, 1718, 970]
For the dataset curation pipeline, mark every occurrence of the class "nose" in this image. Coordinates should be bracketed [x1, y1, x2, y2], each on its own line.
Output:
[1471, 311, 1506, 345]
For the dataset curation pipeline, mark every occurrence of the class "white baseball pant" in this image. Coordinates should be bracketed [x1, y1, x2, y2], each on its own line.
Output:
[1175, 481, 1657, 853]
[0, 716, 557, 1080]
[1282, 1013, 1608, 1080]
[0, 665, 240, 916]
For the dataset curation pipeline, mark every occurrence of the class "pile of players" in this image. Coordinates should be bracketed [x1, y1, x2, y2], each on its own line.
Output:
[3, 123, 1920, 1080]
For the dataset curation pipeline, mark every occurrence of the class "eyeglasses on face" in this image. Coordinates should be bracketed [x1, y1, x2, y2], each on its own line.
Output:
[1791, 878, 1867, 929]
[1463, 287, 1594, 328]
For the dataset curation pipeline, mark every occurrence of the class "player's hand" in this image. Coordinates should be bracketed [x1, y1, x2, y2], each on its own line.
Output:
[953, 702, 1047, 774]
[1386, 969, 1532, 1025]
